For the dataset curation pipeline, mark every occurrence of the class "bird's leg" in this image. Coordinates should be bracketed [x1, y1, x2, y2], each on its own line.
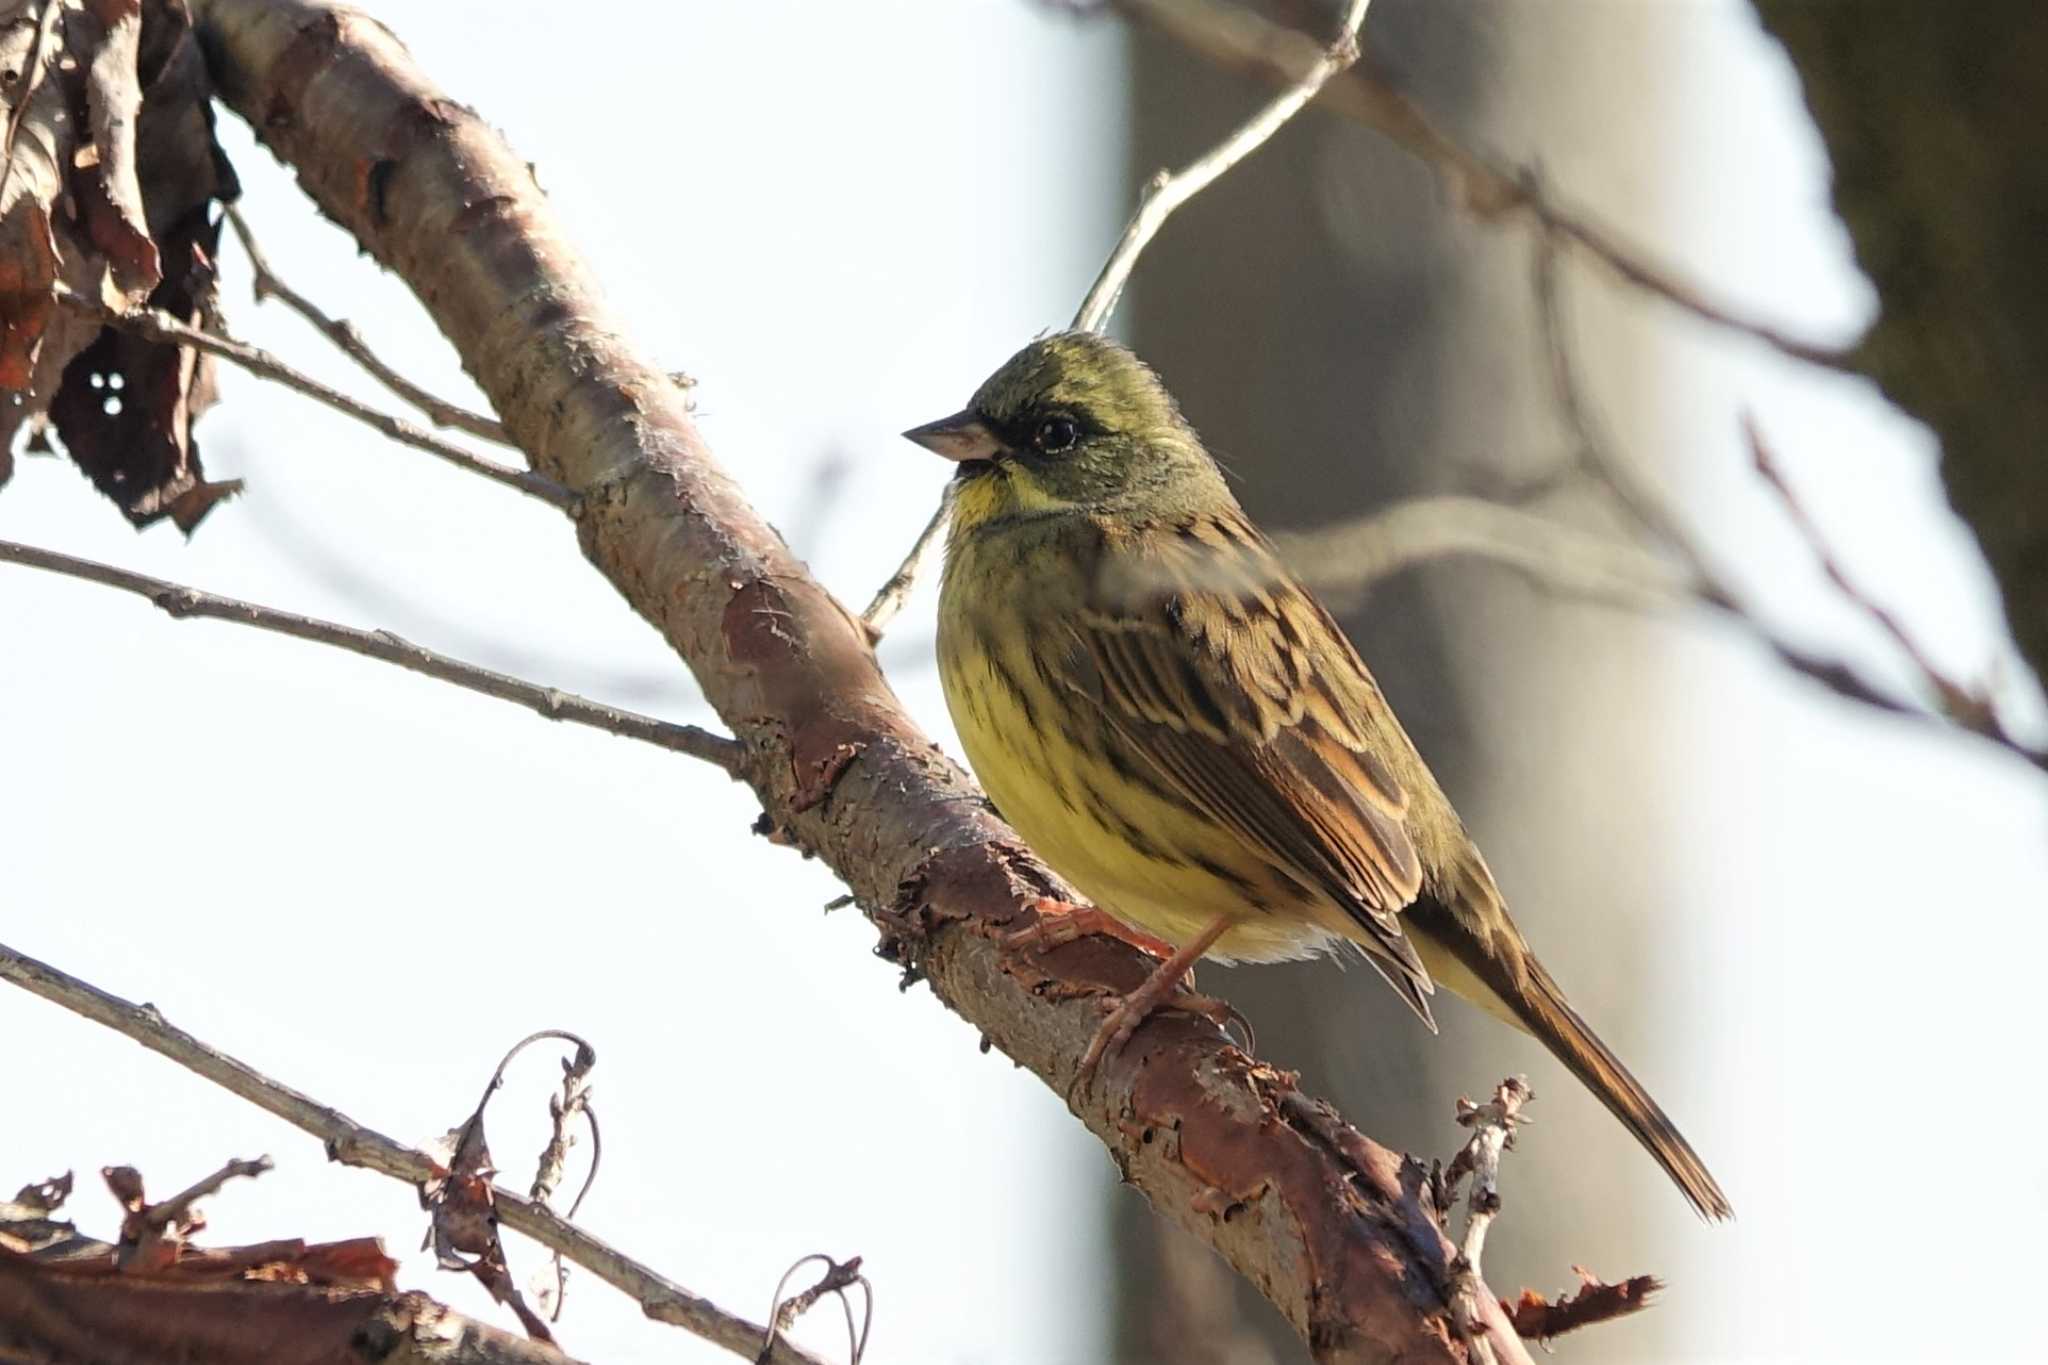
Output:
[1003, 897, 1176, 960]
[1074, 912, 1238, 1088]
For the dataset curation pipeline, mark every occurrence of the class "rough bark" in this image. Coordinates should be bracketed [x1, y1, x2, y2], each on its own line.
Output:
[1754, 1, 2048, 686]
[185, 2, 1531, 1360]
[2, 1246, 580, 1365]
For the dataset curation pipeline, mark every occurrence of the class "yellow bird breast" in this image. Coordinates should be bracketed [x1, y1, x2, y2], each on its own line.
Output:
[937, 613, 1337, 966]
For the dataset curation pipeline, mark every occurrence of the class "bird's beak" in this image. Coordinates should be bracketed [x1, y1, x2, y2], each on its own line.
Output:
[902, 409, 1004, 463]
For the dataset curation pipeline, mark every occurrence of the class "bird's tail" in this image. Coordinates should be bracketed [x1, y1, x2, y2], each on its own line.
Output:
[1407, 898, 1734, 1221]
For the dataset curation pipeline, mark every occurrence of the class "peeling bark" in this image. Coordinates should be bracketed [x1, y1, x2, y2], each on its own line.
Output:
[184, 1, 1532, 1359]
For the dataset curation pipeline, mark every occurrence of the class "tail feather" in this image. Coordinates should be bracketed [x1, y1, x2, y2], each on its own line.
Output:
[1408, 900, 1733, 1221]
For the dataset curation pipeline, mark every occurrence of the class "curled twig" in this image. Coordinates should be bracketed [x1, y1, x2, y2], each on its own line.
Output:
[423, 1031, 606, 1343]
[526, 1038, 601, 1321]
[760, 1254, 872, 1365]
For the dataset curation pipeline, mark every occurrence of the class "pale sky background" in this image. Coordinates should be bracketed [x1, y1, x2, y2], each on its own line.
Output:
[4, 4, 2045, 1364]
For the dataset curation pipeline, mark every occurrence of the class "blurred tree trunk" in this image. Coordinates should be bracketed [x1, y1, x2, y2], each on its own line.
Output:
[1755, 1, 2048, 686]
[1112, 4, 1683, 1360]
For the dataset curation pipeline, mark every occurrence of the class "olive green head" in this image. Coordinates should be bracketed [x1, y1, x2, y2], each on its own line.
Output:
[904, 331, 1224, 527]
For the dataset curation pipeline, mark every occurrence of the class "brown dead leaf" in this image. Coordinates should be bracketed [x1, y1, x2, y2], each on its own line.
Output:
[0, 0, 239, 530]
[1501, 1268, 1662, 1341]
[77, 0, 158, 296]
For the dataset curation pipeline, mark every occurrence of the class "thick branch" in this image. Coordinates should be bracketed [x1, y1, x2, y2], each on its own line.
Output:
[0, 944, 826, 1365]
[187, 3, 1528, 1357]
[0, 1250, 587, 1365]
[0, 539, 742, 772]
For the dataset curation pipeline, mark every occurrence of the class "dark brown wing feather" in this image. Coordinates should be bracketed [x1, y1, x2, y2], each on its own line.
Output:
[1066, 506, 1436, 1018]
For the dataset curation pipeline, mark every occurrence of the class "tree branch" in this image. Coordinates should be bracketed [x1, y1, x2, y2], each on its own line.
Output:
[1530, 233, 2046, 773]
[186, 3, 1532, 1357]
[0, 538, 743, 773]
[222, 203, 514, 446]
[1272, 493, 1688, 615]
[51, 281, 569, 507]
[1106, 0, 1854, 370]
[1073, 0, 1372, 332]
[0, 943, 829, 1365]
[859, 480, 953, 639]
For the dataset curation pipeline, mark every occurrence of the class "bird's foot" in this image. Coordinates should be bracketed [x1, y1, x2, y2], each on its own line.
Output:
[1002, 897, 1175, 961]
[1071, 945, 1253, 1092]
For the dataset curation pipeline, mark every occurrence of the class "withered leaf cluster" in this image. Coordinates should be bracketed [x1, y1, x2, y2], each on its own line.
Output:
[0, 0, 238, 530]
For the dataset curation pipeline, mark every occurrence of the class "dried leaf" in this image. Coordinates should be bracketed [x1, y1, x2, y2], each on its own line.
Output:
[1502, 1269, 1662, 1341]
[77, 0, 158, 296]
[0, 0, 240, 530]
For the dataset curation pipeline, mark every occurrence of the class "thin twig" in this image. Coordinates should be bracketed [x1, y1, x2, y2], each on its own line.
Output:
[1742, 413, 2038, 766]
[49, 281, 572, 507]
[0, 943, 831, 1365]
[1529, 234, 2048, 773]
[1105, 0, 1855, 372]
[223, 204, 514, 445]
[761, 1254, 871, 1365]
[0, 538, 745, 773]
[1073, 0, 1372, 332]
[1439, 1078, 1532, 1365]
[137, 1155, 274, 1233]
[860, 481, 954, 639]
[1273, 492, 1688, 615]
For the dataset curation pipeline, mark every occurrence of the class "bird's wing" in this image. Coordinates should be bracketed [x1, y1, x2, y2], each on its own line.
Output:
[1064, 507, 1435, 1016]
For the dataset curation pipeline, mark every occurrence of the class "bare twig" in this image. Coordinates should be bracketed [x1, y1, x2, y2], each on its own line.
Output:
[1105, 0, 1855, 371]
[1743, 413, 2039, 766]
[1074, 0, 1372, 331]
[223, 203, 513, 445]
[1530, 235, 2048, 773]
[1274, 493, 1687, 614]
[469, 1030, 602, 1323]
[860, 481, 954, 638]
[762, 1254, 872, 1365]
[0, 538, 744, 772]
[136, 1155, 273, 1234]
[0, 943, 832, 1365]
[49, 280, 571, 506]
[1439, 1078, 1532, 1365]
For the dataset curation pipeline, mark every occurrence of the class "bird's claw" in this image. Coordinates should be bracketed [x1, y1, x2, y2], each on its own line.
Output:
[1001, 897, 1174, 960]
[1071, 984, 1253, 1093]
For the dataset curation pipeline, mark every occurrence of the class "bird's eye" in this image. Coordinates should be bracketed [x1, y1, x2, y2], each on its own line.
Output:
[1033, 416, 1079, 453]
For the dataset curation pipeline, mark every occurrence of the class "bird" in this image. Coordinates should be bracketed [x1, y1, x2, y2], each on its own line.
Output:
[904, 329, 1731, 1220]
